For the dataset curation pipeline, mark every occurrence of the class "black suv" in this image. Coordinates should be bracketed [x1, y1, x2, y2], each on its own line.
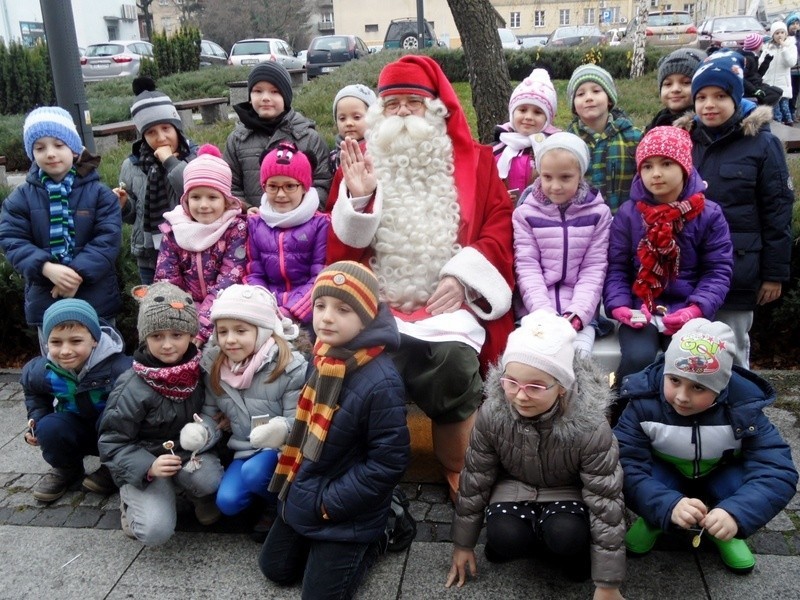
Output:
[383, 18, 440, 49]
[306, 35, 370, 79]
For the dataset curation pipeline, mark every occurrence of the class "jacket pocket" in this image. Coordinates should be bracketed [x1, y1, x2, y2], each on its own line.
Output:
[729, 231, 762, 293]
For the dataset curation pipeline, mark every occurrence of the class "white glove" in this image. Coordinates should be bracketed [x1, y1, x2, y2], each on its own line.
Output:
[180, 422, 209, 452]
[250, 416, 289, 449]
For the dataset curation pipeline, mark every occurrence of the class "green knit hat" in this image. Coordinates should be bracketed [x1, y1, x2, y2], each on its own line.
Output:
[312, 261, 380, 326]
[567, 64, 618, 113]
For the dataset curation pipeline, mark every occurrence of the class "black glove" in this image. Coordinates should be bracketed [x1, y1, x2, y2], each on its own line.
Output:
[754, 89, 766, 98]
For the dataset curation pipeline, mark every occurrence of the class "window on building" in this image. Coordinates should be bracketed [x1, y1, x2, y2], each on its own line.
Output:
[534, 11, 545, 28]
[584, 8, 596, 25]
[365, 24, 378, 33]
[664, 4, 672, 9]
[158, 0, 168, 6]
[650, 0, 659, 6]
[322, 12, 333, 23]
[510, 12, 521, 28]
[559, 9, 570, 26]
[684, 3, 694, 15]
[162, 17, 173, 33]
[609, 7, 621, 23]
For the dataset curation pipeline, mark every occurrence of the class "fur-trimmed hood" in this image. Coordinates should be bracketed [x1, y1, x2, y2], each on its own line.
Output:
[672, 103, 773, 138]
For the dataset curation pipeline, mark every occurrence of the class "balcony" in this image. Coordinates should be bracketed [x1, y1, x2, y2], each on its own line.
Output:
[318, 20, 335, 32]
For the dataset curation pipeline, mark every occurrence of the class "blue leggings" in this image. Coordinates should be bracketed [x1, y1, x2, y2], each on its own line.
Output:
[216, 450, 279, 516]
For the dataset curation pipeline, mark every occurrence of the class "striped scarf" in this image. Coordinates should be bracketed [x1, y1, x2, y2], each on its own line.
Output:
[41, 168, 76, 264]
[269, 340, 384, 501]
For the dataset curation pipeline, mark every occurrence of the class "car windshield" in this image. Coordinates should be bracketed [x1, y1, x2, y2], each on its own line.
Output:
[649, 13, 693, 27]
[713, 17, 763, 33]
[232, 41, 271, 56]
[87, 44, 124, 57]
[498, 29, 516, 43]
[553, 26, 598, 39]
[313, 37, 348, 51]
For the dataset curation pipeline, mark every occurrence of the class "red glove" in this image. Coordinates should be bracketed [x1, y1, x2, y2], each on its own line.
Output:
[662, 304, 703, 336]
[564, 314, 583, 331]
[611, 306, 648, 329]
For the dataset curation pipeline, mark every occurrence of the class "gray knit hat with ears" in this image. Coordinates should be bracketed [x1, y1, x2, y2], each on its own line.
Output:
[333, 84, 377, 119]
[133, 282, 198, 340]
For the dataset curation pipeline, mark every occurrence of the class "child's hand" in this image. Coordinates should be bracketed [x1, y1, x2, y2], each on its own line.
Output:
[24, 419, 38, 446]
[611, 306, 647, 329]
[702, 508, 739, 541]
[148, 454, 182, 478]
[212, 411, 231, 432]
[153, 146, 177, 163]
[662, 304, 702, 336]
[671, 496, 707, 529]
[594, 587, 625, 600]
[42, 263, 82, 293]
[112, 187, 129, 209]
[757, 281, 782, 305]
[246, 205, 260, 216]
[340, 138, 377, 197]
[445, 545, 477, 588]
[564, 313, 583, 331]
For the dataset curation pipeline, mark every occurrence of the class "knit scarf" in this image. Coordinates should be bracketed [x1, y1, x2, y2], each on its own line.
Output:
[269, 340, 384, 501]
[46, 360, 106, 418]
[139, 141, 189, 234]
[41, 168, 76, 265]
[162, 205, 241, 252]
[496, 131, 544, 179]
[258, 187, 319, 229]
[132, 344, 201, 401]
[220, 338, 275, 390]
[632, 193, 705, 311]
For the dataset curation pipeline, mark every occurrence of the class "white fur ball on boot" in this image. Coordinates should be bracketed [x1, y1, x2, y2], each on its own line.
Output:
[249, 416, 290, 449]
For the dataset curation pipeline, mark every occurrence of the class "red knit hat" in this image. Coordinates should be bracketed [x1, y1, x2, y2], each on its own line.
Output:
[180, 144, 241, 209]
[259, 142, 313, 189]
[635, 126, 693, 176]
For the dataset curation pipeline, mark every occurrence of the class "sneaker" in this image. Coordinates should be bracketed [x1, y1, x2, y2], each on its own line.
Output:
[192, 494, 221, 526]
[119, 502, 136, 539]
[82, 465, 117, 495]
[710, 537, 755, 574]
[32, 466, 84, 502]
[625, 516, 662, 555]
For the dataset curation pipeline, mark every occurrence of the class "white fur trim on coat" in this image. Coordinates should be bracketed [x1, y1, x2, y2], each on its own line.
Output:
[440, 246, 512, 320]
[330, 180, 383, 249]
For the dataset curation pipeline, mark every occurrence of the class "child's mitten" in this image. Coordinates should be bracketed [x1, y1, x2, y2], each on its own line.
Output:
[662, 304, 703, 336]
[180, 419, 209, 452]
[250, 416, 290, 449]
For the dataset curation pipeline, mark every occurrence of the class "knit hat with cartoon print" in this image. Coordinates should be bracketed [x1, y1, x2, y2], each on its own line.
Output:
[211, 284, 298, 348]
[502, 309, 576, 389]
[133, 282, 198, 339]
[23, 106, 84, 160]
[333, 84, 377, 120]
[130, 77, 183, 135]
[663, 319, 736, 395]
[259, 142, 313, 189]
[508, 68, 558, 126]
[657, 47, 705, 90]
[312, 261, 380, 326]
[180, 144, 241, 209]
[635, 126, 693, 177]
[567, 64, 618, 113]
[691, 50, 745, 107]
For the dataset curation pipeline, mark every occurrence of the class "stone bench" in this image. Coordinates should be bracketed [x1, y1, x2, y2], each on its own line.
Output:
[92, 120, 138, 153]
[769, 121, 800, 152]
[173, 97, 229, 129]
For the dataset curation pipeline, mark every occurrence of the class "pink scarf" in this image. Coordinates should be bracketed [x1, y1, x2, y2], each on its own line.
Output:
[219, 338, 276, 390]
[162, 205, 241, 252]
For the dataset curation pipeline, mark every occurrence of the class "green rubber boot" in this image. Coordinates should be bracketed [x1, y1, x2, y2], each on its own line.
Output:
[710, 537, 755, 574]
[625, 516, 662, 555]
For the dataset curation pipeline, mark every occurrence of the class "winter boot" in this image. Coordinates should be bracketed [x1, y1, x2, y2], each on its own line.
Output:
[119, 501, 136, 539]
[192, 494, 221, 526]
[32, 466, 84, 502]
[710, 536, 755, 574]
[625, 516, 662, 555]
[82, 465, 117, 495]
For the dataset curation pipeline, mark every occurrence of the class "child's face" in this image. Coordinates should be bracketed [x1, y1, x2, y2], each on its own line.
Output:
[639, 156, 685, 204]
[146, 330, 192, 364]
[573, 82, 610, 125]
[663, 373, 718, 417]
[32, 136, 76, 181]
[660, 74, 693, 112]
[695, 86, 736, 127]
[501, 362, 564, 419]
[512, 104, 547, 136]
[47, 324, 97, 371]
[187, 186, 227, 224]
[773, 30, 787, 44]
[264, 175, 304, 213]
[538, 150, 582, 205]
[143, 123, 179, 155]
[790, 22, 800, 34]
[215, 318, 258, 363]
[313, 296, 364, 347]
[250, 81, 285, 119]
[336, 97, 369, 141]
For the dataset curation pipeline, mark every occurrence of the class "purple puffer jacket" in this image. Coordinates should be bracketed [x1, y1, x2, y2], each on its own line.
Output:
[245, 212, 330, 324]
[603, 170, 733, 317]
[155, 214, 248, 343]
[513, 182, 612, 326]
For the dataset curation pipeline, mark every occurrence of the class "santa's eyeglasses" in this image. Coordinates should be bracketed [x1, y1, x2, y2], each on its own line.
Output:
[383, 96, 427, 114]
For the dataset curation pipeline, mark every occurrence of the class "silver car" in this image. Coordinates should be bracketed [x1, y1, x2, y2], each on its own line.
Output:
[81, 40, 154, 82]
[227, 38, 304, 70]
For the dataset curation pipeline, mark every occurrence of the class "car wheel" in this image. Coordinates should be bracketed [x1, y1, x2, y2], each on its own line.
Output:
[401, 34, 419, 49]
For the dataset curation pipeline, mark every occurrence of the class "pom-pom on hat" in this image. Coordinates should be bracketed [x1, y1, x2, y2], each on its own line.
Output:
[180, 144, 240, 209]
[247, 62, 293, 109]
[567, 64, 618, 112]
[211, 284, 295, 348]
[130, 76, 183, 135]
[312, 261, 380, 326]
[691, 50, 745, 107]
[133, 282, 198, 340]
[259, 142, 313, 189]
[742, 33, 765, 52]
[635, 126, 694, 176]
[23, 106, 84, 160]
[535, 131, 591, 175]
[508, 68, 558, 126]
[501, 309, 577, 389]
[333, 84, 377, 119]
[42, 299, 101, 342]
[663, 319, 736, 395]
[657, 47, 705, 90]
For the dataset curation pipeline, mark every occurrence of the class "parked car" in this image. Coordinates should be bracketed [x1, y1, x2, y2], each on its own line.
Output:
[520, 35, 549, 48]
[383, 18, 440, 49]
[227, 38, 304, 70]
[695, 15, 767, 52]
[80, 40, 153, 82]
[200, 39, 228, 67]
[498, 28, 522, 50]
[297, 50, 308, 66]
[622, 10, 696, 47]
[545, 26, 606, 47]
[306, 34, 370, 78]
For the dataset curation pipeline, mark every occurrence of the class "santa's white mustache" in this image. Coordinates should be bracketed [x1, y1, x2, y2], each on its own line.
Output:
[371, 114, 437, 143]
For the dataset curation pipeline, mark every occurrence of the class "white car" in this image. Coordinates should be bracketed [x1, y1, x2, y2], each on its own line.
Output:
[227, 38, 304, 70]
[81, 40, 153, 82]
[498, 28, 523, 50]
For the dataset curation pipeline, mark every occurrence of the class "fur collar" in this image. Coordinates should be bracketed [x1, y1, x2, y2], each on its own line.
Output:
[672, 105, 774, 137]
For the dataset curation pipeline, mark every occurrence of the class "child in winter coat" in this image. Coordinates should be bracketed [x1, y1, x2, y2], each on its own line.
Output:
[329, 84, 377, 174]
[23, 299, 131, 502]
[786, 13, 800, 115]
[760, 21, 798, 124]
[566, 64, 642, 213]
[604, 126, 733, 421]
[224, 62, 331, 208]
[493, 68, 560, 200]
[681, 50, 794, 367]
[99, 282, 224, 546]
[512, 132, 611, 356]
[246, 142, 329, 326]
[155, 144, 248, 347]
[614, 319, 798, 574]
[259, 261, 410, 600]
[180, 284, 306, 521]
[0, 107, 122, 338]
[738, 34, 783, 107]
[647, 48, 705, 131]
[446, 310, 626, 599]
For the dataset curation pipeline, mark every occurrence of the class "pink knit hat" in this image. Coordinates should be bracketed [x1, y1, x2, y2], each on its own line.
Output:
[742, 33, 764, 52]
[259, 142, 313, 189]
[508, 68, 557, 126]
[180, 144, 240, 209]
[635, 126, 693, 176]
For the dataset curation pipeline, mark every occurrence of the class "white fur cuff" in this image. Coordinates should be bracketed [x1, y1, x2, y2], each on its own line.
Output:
[330, 181, 383, 249]
[441, 247, 512, 320]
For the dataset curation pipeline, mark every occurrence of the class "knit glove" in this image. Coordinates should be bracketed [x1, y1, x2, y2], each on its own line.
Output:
[662, 304, 703, 336]
[250, 416, 290, 449]
[611, 306, 649, 329]
[564, 313, 583, 332]
[179, 416, 209, 452]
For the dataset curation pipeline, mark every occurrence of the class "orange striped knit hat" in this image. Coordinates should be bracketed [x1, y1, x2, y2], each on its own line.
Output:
[312, 261, 379, 325]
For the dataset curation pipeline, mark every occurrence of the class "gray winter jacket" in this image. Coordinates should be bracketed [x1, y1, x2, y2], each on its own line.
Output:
[451, 359, 626, 589]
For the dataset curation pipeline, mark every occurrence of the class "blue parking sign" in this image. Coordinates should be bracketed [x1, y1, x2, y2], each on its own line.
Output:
[601, 9, 612, 24]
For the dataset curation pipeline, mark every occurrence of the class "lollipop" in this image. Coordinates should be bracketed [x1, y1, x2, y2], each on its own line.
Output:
[163, 440, 175, 455]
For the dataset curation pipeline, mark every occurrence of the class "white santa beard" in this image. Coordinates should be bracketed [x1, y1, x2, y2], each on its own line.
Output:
[366, 107, 461, 313]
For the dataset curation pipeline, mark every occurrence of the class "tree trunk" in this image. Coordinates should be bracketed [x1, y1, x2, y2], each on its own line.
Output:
[446, 0, 512, 143]
[630, 0, 649, 78]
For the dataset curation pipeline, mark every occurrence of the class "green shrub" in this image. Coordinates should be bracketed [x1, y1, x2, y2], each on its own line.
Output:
[0, 41, 55, 115]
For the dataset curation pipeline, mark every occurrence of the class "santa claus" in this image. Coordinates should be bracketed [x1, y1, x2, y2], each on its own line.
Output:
[326, 55, 514, 500]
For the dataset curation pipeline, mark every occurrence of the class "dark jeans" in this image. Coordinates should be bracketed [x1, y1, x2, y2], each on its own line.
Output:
[612, 324, 669, 424]
[35, 411, 100, 470]
[259, 513, 380, 600]
[138, 266, 155, 285]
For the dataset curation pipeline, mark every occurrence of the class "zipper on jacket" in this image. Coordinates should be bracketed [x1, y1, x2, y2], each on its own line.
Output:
[691, 420, 701, 478]
[555, 206, 570, 314]
[278, 230, 291, 306]
[195, 254, 207, 299]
